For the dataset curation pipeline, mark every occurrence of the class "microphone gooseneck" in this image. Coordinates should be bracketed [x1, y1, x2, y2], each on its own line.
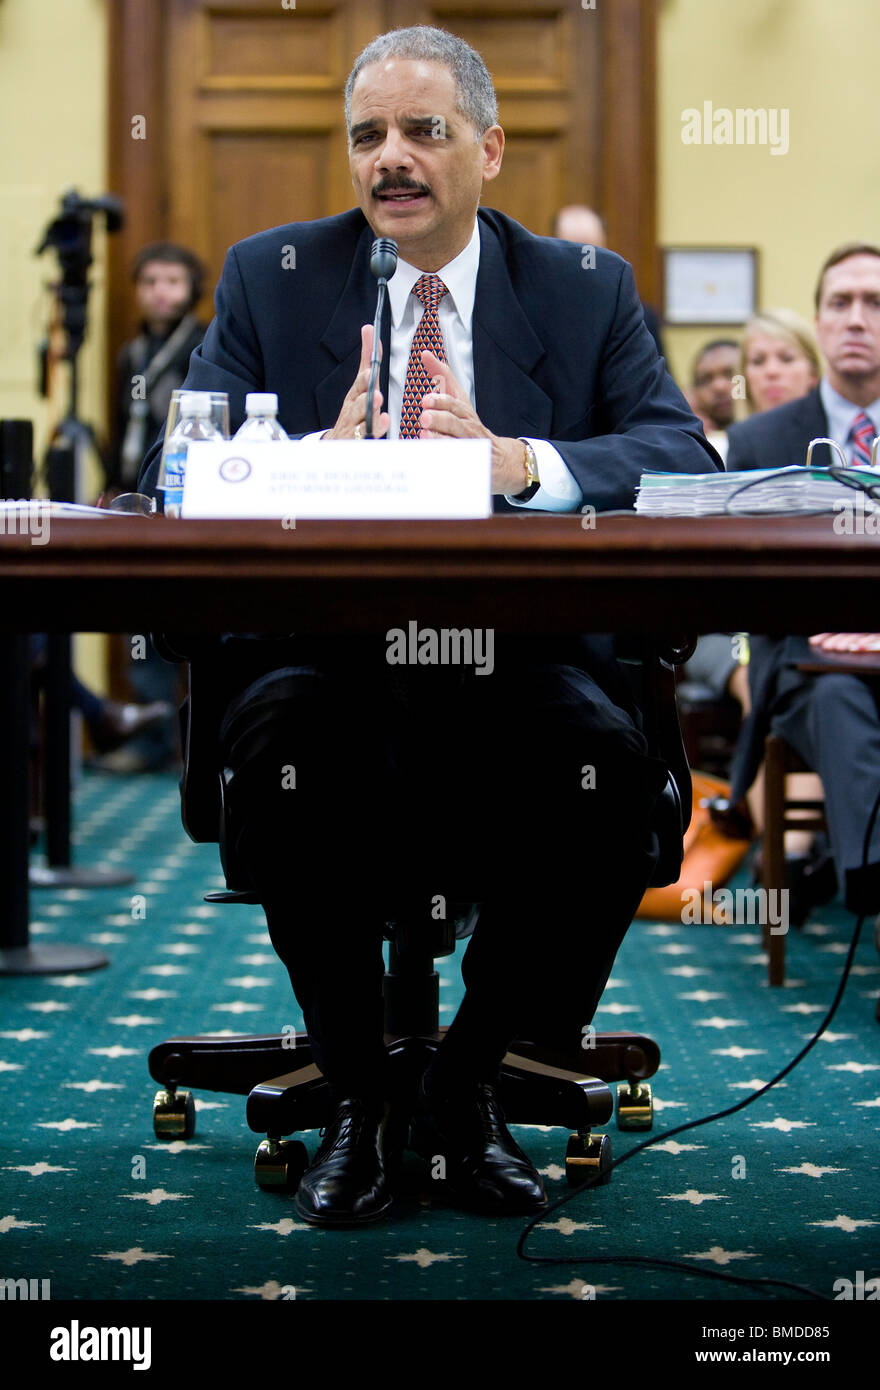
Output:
[365, 238, 397, 439]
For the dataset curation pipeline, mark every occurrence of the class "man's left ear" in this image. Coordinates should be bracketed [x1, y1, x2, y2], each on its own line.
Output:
[481, 126, 504, 182]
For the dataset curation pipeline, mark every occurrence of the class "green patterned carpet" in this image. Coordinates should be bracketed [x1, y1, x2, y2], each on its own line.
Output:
[2, 769, 879, 1314]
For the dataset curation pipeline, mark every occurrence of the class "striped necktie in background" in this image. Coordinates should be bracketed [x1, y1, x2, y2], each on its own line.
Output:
[399, 273, 448, 439]
[849, 410, 876, 467]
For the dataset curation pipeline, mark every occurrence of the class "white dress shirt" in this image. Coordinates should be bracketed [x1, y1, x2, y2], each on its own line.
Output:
[308, 221, 583, 512]
[819, 377, 880, 466]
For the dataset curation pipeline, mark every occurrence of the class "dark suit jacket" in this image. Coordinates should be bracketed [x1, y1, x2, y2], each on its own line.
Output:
[726, 387, 838, 800]
[139, 207, 720, 731]
[139, 207, 718, 508]
[726, 387, 831, 473]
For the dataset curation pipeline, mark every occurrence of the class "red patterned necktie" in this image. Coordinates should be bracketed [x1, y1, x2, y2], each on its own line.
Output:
[399, 274, 448, 439]
[849, 410, 876, 467]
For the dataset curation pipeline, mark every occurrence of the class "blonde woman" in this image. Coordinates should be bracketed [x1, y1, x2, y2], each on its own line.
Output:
[738, 308, 820, 416]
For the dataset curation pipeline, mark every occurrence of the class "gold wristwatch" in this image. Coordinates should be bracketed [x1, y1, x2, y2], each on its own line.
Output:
[516, 439, 540, 500]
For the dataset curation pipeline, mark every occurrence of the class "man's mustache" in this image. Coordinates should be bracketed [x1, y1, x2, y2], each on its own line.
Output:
[372, 179, 430, 197]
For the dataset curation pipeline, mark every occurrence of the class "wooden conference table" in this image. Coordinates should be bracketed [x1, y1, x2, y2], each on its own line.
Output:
[1, 512, 879, 633]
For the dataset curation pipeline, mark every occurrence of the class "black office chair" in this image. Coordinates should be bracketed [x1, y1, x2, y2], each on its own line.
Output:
[148, 634, 694, 1193]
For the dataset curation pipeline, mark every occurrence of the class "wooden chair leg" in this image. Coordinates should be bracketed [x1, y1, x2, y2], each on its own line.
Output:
[763, 736, 787, 986]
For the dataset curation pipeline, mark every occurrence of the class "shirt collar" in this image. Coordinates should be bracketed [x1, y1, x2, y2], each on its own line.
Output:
[387, 221, 480, 331]
[820, 376, 880, 444]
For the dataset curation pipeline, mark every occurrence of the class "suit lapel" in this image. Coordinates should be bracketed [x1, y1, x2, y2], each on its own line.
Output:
[472, 215, 552, 438]
[315, 220, 391, 427]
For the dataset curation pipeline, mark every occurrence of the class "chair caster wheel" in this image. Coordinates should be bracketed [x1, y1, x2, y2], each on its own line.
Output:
[617, 1081, 653, 1130]
[254, 1137, 309, 1192]
[153, 1087, 195, 1140]
[565, 1131, 612, 1187]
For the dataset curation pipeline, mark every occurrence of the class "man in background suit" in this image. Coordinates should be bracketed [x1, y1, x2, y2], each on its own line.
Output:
[727, 244, 880, 921]
[141, 25, 718, 1228]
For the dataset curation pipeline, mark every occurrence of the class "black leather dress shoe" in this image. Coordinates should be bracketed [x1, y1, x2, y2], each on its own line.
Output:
[294, 1098, 396, 1227]
[411, 1076, 548, 1214]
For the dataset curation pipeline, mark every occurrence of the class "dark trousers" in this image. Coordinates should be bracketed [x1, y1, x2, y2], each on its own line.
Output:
[218, 647, 668, 1102]
[770, 670, 880, 914]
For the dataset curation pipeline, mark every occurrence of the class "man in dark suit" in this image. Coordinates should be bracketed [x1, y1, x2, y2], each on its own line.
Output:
[727, 243, 880, 921]
[140, 25, 718, 1228]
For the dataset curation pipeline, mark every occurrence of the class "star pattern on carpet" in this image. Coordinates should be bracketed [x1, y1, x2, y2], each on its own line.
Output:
[728, 1078, 786, 1091]
[661, 1189, 728, 1205]
[0, 1214, 44, 1231]
[778, 1164, 846, 1177]
[64, 1080, 124, 1092]
[6, 1162, 74, 1176]
[94, 1247, 172, 1265]
[233, 1280, 300, 1299]
[37, 1118, 99, 1131]
[539, 1279, 621, 1299]
[250, 1218, 313, 1235]
[145, 1142, 211, 1154]
[121, 1189, 192, 1205]
[684, 1246, 756, 1265]
[750, 1118, 815, 1132]
[540, 1217, 605, 1234]
[107, 1015, 158, 1027]
[713, 1046, 765, 1058]
[387, 1249, 466, 1268]
[646, 1141, 705, 1154]
[826, 1061, 880, 1073]
[808, 1214, 877, 1232]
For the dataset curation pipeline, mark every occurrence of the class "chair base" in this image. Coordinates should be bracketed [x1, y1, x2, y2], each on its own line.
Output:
[148, 1028, 660, 1165]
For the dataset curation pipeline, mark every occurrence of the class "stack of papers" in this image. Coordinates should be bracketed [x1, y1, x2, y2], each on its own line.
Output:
[635, 465, 880, 517]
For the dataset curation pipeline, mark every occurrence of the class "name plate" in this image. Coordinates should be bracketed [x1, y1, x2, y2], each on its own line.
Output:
[180, 439, 492, 519]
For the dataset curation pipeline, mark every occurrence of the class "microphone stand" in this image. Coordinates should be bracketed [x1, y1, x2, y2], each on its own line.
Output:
[365, 238, 397, 439]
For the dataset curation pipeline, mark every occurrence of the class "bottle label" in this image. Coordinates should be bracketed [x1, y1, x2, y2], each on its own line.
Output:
[161, 445, 186, 515]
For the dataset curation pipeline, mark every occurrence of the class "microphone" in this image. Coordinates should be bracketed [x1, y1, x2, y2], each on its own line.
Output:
[365, 237, 397, 439]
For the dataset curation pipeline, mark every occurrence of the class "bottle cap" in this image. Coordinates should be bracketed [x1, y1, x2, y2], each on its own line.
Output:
[180, 391, 213, 416]
[245, 393, 279, 414]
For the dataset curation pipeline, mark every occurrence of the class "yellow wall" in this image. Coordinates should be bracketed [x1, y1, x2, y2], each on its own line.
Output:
[659, 0, 880, 388]
[0, 0, 108, 688]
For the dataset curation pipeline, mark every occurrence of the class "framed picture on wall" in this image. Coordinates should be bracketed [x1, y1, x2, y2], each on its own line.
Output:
[662, 247, 759, 325]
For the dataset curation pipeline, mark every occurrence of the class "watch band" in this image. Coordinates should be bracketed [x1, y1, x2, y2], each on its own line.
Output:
[515, 439, 540, 501]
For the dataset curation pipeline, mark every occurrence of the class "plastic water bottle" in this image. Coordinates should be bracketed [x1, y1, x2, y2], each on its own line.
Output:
[159, 392, 223, 517]
[232, 393, 288, 443]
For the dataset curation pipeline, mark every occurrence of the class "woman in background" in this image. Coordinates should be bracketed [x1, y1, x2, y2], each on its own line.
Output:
[739, 307, 820, 415]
